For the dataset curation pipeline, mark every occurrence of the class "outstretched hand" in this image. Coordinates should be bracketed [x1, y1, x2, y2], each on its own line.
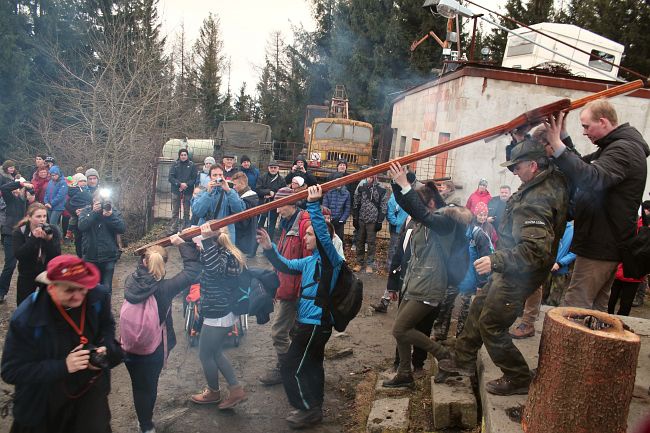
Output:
[307, 185, 323, 202]
[256, 228, 272, 250]
[544, 111, 568, 156]
[389, 162, 409, 188]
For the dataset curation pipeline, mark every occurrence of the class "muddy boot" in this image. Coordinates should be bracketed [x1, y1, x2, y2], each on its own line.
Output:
[434, 369, 459, 384]
[510, 323, 535, 339]
[371, 298, 389, 313]
[218, 385, 247, 410]
[190, 387, 221, 405]
[259, 362, 283, 386]
[438, 355, 476, 377]
[382, 372, 415, 388]
[485, 375, 531, 396]
[286, 406, 323, 429]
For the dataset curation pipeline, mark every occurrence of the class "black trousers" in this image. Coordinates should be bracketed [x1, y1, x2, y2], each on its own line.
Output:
[281, 322, 332, 410]
[125, 347, 164, 432]
[608, 279, 640, 316]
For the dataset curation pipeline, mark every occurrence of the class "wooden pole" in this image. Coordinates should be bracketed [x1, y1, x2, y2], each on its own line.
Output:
[522, 307, 640, 433]
[134, 79, 644, 255]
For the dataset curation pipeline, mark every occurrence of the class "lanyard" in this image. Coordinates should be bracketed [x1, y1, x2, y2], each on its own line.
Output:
[52, 295, 88, 345]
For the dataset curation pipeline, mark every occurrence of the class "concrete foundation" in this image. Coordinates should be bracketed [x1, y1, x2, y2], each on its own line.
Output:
[366, 397, 410, 433]
[431, 375, 478, 429]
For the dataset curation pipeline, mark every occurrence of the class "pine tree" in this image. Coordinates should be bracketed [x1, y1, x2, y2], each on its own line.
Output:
[190, 12, 225, 133]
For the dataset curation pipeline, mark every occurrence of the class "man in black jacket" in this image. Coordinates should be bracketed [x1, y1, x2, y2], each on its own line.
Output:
[168, 148, 197, 233]
[1, 255, 120, 433]
[256, 160, 285, 241]
[285, 156, 317, 187]
[546, 101, 650, 311]
[0, 178, 31, 303]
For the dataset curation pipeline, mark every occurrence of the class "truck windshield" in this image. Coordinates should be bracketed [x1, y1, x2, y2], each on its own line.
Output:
[314, 122, 370, 143]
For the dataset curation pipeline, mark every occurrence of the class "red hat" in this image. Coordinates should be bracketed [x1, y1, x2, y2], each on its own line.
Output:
[36, 255, 100, 289]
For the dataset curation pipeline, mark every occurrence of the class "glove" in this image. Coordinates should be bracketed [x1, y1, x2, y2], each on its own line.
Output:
[375, 222, 383, 232]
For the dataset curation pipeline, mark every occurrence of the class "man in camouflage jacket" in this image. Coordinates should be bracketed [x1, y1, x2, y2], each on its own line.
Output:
[438, 138, 569, 396]
[352, 174, 388, 273]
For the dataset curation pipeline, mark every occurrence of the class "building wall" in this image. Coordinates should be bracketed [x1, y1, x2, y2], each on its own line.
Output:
[391, 72, 650, 205]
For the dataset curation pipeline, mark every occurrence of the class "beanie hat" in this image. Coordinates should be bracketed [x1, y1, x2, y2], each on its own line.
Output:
[478, 178, 488, 187]
[2, 160, 16, 171]
[204, 156, 216, 165]
[72, 173, 87, 185]
[49, 165, 62, 176]
[274, 187, 294, 201]
[473, 201, 489, 216]
[85, 168, 100, 179]
[292, 176, 305, 187]
[241, 155, 251, 164]
[45, 156, 56, 164]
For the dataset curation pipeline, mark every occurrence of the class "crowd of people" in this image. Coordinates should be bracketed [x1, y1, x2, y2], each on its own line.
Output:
[0, 98, 649, 432]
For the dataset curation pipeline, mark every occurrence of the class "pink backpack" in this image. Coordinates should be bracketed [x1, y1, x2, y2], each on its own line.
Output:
[120, 296, 167, 356]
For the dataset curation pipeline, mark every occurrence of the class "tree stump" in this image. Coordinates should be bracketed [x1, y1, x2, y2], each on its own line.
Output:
[522, 307, 640, 433]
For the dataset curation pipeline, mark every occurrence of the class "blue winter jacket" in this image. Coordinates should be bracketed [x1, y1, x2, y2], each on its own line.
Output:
[241, 166, 260, 190]
[554, 221, 576, 275]
[387, 195, 408, 233]
[265, 200, 343, 326]
[323, 187, 351, 222]
[43, 166, 68, 211]
[191, 187, 245, 242]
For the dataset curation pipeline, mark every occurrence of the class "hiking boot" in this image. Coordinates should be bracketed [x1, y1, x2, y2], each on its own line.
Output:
[365, 266, 373, 274]
[413, 366, 427, 380]
[382, 372, 415, 388]
[485, 376, 531, 396]
[286, 406, 323, 429]
[259, 366, 283, 386]
[352, 264, 362, 272]
[510, 323, 535, 339]
[438, 355, 476, 377]
[190, 387, 221, 404]
[218, 385, 247, 409]
[434, 369, 460, 383]
[371, 298, 389, 313]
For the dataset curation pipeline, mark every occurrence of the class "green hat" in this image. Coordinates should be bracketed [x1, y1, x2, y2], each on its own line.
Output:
[500, 139, 547, 168]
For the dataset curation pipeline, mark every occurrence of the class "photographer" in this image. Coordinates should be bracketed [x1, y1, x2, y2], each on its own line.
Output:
[0, 179, 34, 303]
[191, 164, 245, 243]
[1, 255, 120, 433]
[285, 156, 317, 187]
[13, 202, 62, 305]
[78, 190, 126, 292]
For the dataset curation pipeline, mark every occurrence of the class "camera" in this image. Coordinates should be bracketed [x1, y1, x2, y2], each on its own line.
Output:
[83, 344, 109, 369]
[39, 223, 54, 235]
[99, 188, 112, 212]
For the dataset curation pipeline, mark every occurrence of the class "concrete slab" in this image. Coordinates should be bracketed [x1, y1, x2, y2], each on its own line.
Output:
[480, 307, 650, 433]
[366, 397, 410, 433]
[431, 375, 478, 429]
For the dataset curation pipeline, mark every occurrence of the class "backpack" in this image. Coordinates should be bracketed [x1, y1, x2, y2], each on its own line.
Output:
[458, 226, 495, 294]
[327, 261, 364, 332]
[439, 219, 471, 287]
[120, 295, 167, 355]
[231, 269, 252, 315]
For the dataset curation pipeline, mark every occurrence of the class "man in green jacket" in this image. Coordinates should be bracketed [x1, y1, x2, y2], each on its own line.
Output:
[439, 137, 569, 396]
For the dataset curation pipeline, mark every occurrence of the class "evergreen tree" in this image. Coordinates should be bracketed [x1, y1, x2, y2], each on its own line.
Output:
[190, 13, 226, 133]
[234, 83, 252, 120]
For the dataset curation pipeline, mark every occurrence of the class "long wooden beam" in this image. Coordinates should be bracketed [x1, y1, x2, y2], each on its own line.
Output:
[134, 79, 644, 254]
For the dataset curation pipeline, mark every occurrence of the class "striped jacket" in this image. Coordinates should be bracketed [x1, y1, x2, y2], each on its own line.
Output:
[199, 238, 241, 319]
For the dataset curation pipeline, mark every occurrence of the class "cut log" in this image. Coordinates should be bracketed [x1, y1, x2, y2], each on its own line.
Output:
[522, 307, 640, 433]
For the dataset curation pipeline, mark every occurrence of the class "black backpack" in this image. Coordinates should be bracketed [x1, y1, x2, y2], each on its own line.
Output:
[434, 216, 470, 287]
[314, 239, 364, 332]
[620, 226, 650, 279]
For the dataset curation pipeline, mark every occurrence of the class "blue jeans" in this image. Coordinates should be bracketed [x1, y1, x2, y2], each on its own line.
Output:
[125, 346, 165, 432]
[48, 209, 63, 231]
[90, 261, 116, 292]
[0, 234, 16, 297]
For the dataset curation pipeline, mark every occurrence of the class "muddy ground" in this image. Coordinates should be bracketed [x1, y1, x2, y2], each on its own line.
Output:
[0, 246, 397, 433]
[1, 243, 648, 433]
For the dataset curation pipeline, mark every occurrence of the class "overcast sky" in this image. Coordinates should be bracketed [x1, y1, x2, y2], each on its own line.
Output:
[157, 0, 508, 94]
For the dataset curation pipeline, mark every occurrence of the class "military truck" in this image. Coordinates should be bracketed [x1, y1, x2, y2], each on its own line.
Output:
[214, 121, 273, 167]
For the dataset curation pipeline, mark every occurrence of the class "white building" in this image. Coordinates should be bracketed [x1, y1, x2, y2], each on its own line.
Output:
[389, 65, 650, 203]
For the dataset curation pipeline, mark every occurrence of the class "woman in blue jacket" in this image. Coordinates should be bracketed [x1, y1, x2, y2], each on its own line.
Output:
[44, 165, 68, 231]
[258, 185, 343, 430]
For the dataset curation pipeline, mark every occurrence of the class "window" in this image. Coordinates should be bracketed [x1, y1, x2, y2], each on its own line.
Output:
[506, 32, 535, 57]
[588, 49, 615, 72]
[314, 122, 343, 140]
[343, 125, 372, 143]
[398, 136, 407, 157]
